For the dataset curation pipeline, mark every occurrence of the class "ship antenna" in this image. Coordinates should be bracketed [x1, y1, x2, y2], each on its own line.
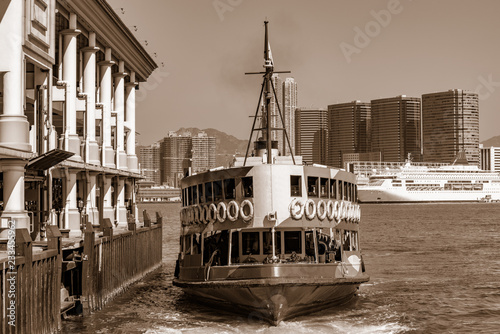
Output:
[243, 21, 295, 166]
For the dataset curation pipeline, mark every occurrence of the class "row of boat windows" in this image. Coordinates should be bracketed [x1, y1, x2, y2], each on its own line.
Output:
[182, 176, 357, 206]
[292, 176, 357, 201]
[182, 229, 359, 265]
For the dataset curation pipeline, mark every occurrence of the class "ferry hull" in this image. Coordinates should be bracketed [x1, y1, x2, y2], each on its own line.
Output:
[173, 276, 367, 325]
[358, 188, 500, 203]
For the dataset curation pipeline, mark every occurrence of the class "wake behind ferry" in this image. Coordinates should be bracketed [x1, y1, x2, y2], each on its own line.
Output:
[358, 155, 500, 203]
[172, 22, 369, 325]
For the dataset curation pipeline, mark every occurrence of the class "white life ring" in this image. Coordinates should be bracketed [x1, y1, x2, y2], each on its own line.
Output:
[240, 199, 254, 222]
[337, 201, 345, 222]
[304, 199, 316, 220]
[345, 202, 352, 222]
[290, 199, 304, 220]
[226, 200, 239, 222]
[317, 200, 327, 221]
[187, 207, 194, 225]
[356, 205, 361, 222]
[194, 205, 201, 224]
[202, 204, 210, 224]
[326, 200, 334, 221]
[180, 208, 187, 226]
[209, 203, 217, 223]
[216, 202, 227, 223]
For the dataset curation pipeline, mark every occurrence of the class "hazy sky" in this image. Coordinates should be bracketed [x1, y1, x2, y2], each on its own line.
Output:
[108, 0, 500, 145]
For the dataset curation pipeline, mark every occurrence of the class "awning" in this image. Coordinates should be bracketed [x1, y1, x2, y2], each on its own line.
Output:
[26, 149, 74, 171]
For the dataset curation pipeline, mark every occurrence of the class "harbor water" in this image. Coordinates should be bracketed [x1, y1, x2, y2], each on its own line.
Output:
[62, 202, 500, 333]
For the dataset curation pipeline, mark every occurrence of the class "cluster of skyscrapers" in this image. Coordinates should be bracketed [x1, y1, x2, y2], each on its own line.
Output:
[139, 75, 488, 187]
[138, 131, 216, 187]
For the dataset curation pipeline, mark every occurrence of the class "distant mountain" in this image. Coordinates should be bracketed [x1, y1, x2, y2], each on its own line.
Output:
[481, 135, 500, 147]
[176, 127, 248, 167]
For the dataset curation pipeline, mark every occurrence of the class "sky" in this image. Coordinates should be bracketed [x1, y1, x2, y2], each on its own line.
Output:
[107, 0, 500, 145]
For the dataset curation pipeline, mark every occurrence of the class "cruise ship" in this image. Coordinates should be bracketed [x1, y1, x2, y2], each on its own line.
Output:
[358, 158, 500, 203]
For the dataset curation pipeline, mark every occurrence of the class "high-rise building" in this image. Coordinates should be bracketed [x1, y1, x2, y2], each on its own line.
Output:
[295, 108, 328, 165]
[282, 78, 298, 156]
[138, 142, 161, 185]
[159, 131, 216, 187]
[327, 101, 371, 168]
[480, 145, 500, 172]
[371, 95, 422, 162]
[192, 132, 216, 173]
[269, 74, 283, 153]
[422, 90, 479, 165]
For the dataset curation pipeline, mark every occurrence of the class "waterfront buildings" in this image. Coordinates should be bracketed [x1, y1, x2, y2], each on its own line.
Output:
[480, 145, 500, 172]
[371, 96, 422, 163]
[327, 101, 371, 168]
[282, 77, 298, 156]
[422, 90, 479, 165]
[138, 143, 161, 185]
[159, 131, 216, 188]
[0, 0, 157, 238]
[295, 108, 328, 165]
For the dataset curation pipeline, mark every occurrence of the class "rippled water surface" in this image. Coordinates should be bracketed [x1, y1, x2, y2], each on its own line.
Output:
[62, 202, 500, 333]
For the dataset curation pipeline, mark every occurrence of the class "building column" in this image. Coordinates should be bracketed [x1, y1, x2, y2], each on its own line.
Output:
[81, 32, 100, 165]
[102, 175, 114, 223]
[62, 168, 81, 237]
[85, 171, 99, 225]
[0, 161, 30, 236]
[116, 177, 127, 227]
[125, 71, 139, 172]
[60, 13, 81, 159]
[114, 61, 128, 170]
[98, 48, 115, 168]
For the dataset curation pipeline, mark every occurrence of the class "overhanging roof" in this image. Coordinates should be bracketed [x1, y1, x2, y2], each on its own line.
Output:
[26, 149, 74, 171]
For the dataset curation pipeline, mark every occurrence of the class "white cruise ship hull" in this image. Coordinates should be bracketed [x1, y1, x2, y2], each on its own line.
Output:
[358, 187, 500, 203]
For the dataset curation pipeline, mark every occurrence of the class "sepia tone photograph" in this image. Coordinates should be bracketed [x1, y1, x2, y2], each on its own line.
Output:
[0, 0, 499, 333]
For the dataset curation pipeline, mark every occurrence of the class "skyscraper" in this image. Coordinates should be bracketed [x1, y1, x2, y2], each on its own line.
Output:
[282, 77, 298, 156]
[295, 108, 328, 165]
[422, 89, 479, 165]
[192, 132, 216, 173]
[327, 101, 371, 168]
[138, 142, 161, 185]
[371, 95, 422, 162]
[269, 74, 283, 153]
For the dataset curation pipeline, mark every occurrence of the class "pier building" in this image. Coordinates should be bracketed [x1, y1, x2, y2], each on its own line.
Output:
[0, 0, 157, 238]
[295, 108, 328, 165]
[282, 77, 298, 156]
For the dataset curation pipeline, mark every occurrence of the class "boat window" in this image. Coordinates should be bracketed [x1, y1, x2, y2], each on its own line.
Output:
[213, 180, 223, 202]
[192, 233, 201, 254]
[204, 182, 213, 202]
[263, 230, 281, 255]
[290, 175, 302, 196]
[320, 178, 329, 198]
[342, 230, 357, 251]
[198, 184, 204, 204]
[242, 177, 253, 198]
[284, 231, 302, 254]
[231, 231, 239, 263]
[242, 231, 260, 255]
[224, 178, 236, 200]
[191, 185, 197, 205]
[354, 184, 358, 202]
[342, 181, 347, 200]
[183, 188, 188, 206]
[307, 177, 318, 197]
[330, 179, 337, 199]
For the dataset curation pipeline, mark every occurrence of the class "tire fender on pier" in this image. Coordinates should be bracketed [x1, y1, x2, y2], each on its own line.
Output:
[304, 199, 316, 220]
[226, 200, 239, 222]
[317, 200, 327, 221]
[240, 199, 254, 222]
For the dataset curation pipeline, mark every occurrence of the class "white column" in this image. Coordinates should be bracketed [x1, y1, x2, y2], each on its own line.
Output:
[116, 177, 127, 227]
[81, 32, 100, 165]
[113, 60, 127, 170]
[98, 48, 115, 168]
[0, 162, 30, 236]
[86, 171, 99, 225]
[102, 175, 114, 223]
[63, 169, 81, 237]
[0, 0, 30, 152]
[61, 13, 81, 159]
[125, 71, 139, 172]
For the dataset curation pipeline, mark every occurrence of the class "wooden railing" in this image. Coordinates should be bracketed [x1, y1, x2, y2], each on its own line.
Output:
[0, 226, 62, 334]
[80, 212, 163, 313]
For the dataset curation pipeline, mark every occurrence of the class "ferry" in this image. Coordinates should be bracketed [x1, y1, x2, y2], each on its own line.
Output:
[358, 156, 500, 203]
[172, 22, 369, 325]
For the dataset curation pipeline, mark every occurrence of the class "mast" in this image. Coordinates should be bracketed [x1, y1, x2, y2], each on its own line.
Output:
[244, 21, 295, 166]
